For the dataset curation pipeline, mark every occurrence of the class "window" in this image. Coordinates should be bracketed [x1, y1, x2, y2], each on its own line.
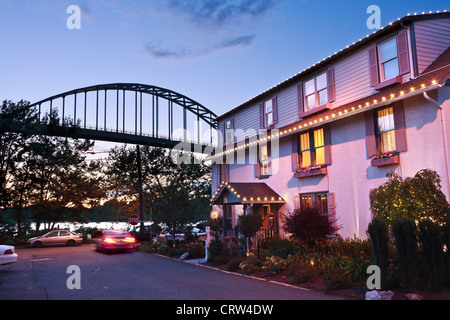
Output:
[304, 72, 329, 111]
[368, 31, 410, 89]
[222, 119, 234, 144]
[47, 231, 59, 237]
[264, 100, 273, 127]
[298, 69, 335, 118]
[299, 128, 325, 168]
[259, 144, 270, 176]
[378, 37, 399, 82]
[225, 120, 234, 144]
[365, 101, 407, 159]
[300, 192, 328, 215]
[59, 231, 70, 236]
[376, 107, 396, 153]
[259, 97, 277, 129]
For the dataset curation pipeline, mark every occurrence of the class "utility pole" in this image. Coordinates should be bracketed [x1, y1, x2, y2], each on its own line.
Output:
[136, 145, 145, 241]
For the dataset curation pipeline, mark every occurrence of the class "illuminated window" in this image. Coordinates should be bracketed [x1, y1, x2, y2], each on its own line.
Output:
[376, 107, 396, 153]
[300, 193, 328, 215]
[259, 144, 270, 176]
[299, 128, 325, 167]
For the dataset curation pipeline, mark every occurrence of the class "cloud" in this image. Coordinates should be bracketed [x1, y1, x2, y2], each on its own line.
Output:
[161, 0, 280, 28]
[144, 34, 256, 59]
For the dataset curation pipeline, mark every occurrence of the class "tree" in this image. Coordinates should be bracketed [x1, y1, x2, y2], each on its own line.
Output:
[105, 145, 211, 239]
[370, 169, 450, 225]
[392, 218, 418, 292]
[283, 207, 336, 247]
[367, 218, 389, 289]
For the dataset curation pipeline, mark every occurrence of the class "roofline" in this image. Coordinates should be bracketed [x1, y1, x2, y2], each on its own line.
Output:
[216, 10, 450, 121]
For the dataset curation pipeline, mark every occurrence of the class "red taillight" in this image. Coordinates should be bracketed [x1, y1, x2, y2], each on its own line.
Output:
[4, 249, 13, 255]
[103, 237, 115, 244]
[124, 237, 136, 243]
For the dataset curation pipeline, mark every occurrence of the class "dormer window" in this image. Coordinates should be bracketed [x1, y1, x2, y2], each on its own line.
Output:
[378, 37, 399, 82]
[369, 31, 410, 90]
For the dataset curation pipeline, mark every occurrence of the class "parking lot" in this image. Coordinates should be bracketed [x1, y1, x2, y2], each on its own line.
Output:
[0, 244, 339, 300]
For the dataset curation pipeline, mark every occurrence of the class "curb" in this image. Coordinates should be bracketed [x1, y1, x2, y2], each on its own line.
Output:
[152, 253, 316, 293]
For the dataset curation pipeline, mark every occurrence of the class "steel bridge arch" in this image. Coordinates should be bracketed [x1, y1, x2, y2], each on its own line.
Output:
[23, 83, 219, 152]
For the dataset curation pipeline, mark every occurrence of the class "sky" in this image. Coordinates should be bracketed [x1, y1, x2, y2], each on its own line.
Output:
[0, 0, 448, 153]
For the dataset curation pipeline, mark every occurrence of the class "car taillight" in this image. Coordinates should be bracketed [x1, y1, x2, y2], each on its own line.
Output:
[4, 249, 13, 254]
[103, 237, 115, 244]
[124, 237, 136, 243]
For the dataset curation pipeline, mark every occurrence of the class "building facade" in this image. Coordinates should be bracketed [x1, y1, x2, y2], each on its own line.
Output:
[208, 12, 450, 240]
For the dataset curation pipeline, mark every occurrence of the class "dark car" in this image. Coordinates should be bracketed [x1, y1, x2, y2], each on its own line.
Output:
[95, 230, 136, 253]
[130, 225, 157, 242]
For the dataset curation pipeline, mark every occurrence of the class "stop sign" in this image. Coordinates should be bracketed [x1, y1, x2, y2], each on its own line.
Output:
[128, 214, 140, 226]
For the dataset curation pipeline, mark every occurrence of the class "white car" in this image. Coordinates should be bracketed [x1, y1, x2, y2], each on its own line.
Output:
[0, 245, 18, 265]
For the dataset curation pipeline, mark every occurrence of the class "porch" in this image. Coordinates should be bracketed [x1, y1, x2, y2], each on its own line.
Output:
[211, 182, 285, 240]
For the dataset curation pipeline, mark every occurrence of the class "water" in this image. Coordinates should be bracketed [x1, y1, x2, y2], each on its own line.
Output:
[30, 221, 145, 233]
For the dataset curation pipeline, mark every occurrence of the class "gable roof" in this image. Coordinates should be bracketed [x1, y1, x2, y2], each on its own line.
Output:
[211, 182, 285, 205]
[216, 11, 450, 121]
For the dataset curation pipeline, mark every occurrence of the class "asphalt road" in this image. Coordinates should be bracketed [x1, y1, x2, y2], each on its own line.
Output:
[0, 244, 341, 300]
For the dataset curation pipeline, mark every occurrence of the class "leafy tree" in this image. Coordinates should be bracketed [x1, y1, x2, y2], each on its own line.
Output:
[370, 169, 450, 225]
[105, 145, 211, 239]
[283, 207, 336, 247]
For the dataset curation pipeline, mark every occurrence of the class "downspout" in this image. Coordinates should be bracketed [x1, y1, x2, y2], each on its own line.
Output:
[423, 89, 450, 199]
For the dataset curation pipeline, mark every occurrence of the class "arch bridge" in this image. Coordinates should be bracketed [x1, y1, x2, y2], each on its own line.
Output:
[3, 83, 219, 153]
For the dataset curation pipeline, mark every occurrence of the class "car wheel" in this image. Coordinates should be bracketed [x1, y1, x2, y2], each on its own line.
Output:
[67, 240, 75, 246]
[33, 241, 43, 248]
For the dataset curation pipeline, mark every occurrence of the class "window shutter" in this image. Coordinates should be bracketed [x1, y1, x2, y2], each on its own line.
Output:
[297, 84, 304, 118]
[397, 31, 410, 75]
[294, 195, 300, 211]
[365, 111, 377, 157]
[323, 125, 332, 165]
[272, 96, 278, 124]
[393, 101, 407, 152]
[259, 103, 265, 128]
[368, 46, 379, 87]
[327, 68, 335, 103]
[327, 192, 337, 232]
[221, 123, 226, 145]
[254, 142, 261, 178]
[291, 134, 299, 172]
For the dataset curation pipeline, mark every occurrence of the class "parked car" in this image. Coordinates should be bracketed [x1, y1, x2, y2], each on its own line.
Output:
[158, 227, 207, 242]
[0, 245, 18, 265]
[95, 230, 136, 253]
[130, 225, 155, 242]
[27, 230, 83, 248]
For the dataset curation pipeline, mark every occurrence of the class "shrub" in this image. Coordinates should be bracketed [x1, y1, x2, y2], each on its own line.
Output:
[367, 218, 389, 289]
[287, 262, 318, 284]
[419, 219, 444, 292]
[239, 254, 262, 274]
[345, 252, 372, 283]
[323, 267, 352, 291]
[392, 218, 418, 291]
[227, 256, 247, 272]
[283, 208, 337, 247]
[208, 238, 228, 265]
[370, 169, 450, 225]
[261, 256, 288, 275]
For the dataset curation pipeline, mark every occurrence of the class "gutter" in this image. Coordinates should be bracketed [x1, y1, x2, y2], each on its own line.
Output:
[423, 87, 450, 198]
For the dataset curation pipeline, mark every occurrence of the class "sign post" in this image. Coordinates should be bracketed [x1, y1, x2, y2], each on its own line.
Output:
[204, 226, 211, 263]
[128, 214, 140, 226]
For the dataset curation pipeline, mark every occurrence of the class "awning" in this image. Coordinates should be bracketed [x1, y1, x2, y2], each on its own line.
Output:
[211, 182, 285, 205]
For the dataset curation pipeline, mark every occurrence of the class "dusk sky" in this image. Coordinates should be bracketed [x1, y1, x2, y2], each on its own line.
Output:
[1, 0, 448, 152]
